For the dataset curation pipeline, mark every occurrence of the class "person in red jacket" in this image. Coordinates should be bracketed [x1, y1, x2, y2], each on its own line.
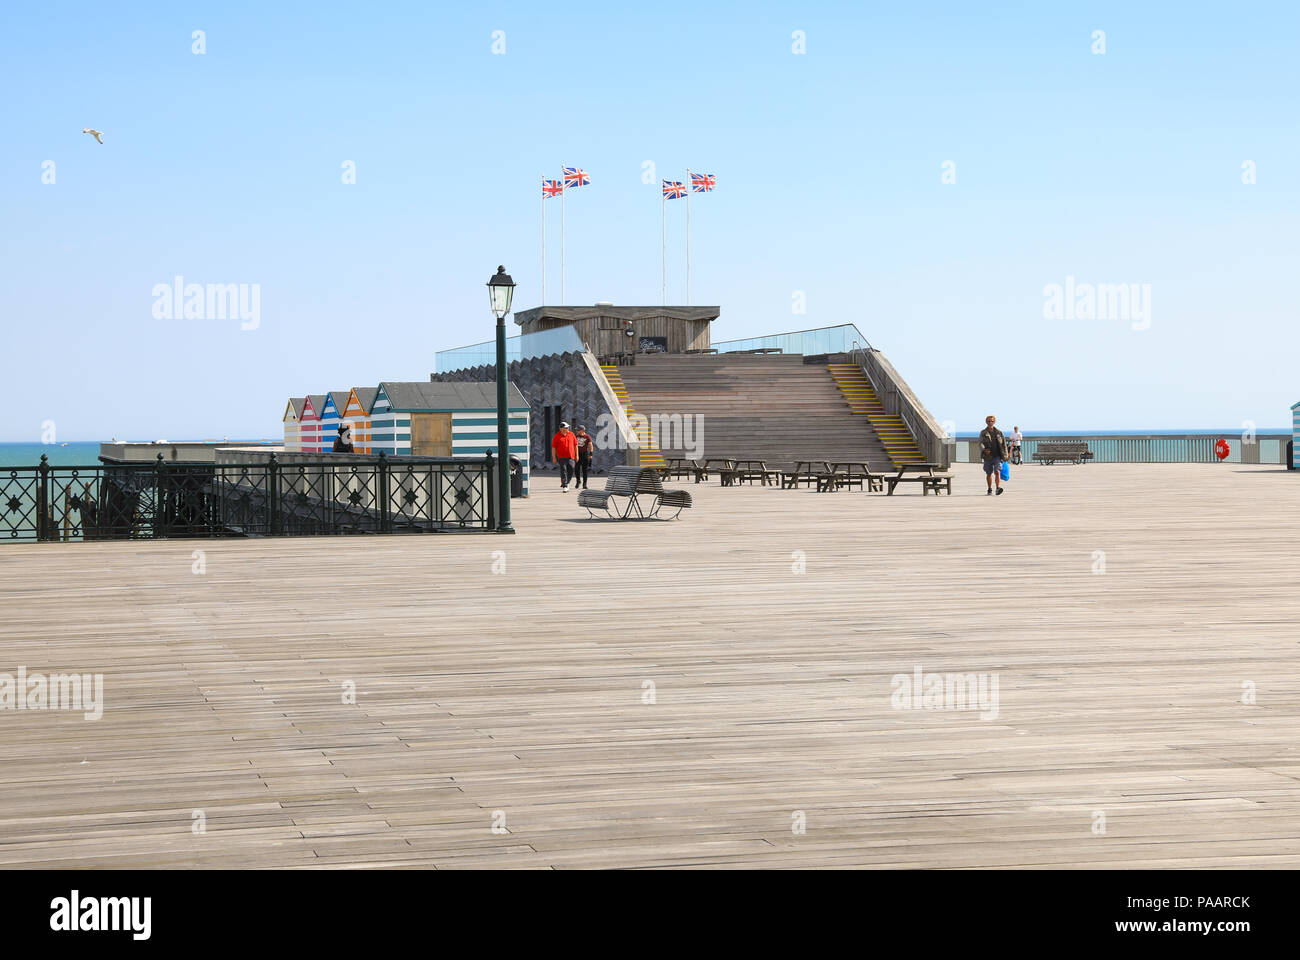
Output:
[551, 422, 578, 492]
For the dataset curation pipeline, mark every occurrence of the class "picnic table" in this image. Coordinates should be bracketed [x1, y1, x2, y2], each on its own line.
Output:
[726, 459, 783, 487]
[885, 462, 952, 496]
[781, 461, 832, 489]
[665, 458, 700, 480]
[694, 457, 735, 484]
[826, 462, 886, 493]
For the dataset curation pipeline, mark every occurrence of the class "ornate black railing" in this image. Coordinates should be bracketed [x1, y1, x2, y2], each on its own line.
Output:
[1, 453, 496, 542]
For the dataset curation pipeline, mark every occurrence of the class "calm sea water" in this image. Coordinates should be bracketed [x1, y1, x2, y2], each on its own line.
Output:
[0, 443, 104, 468]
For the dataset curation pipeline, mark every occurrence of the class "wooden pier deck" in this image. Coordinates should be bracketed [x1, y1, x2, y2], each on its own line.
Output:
[1, 463, 1298, 869]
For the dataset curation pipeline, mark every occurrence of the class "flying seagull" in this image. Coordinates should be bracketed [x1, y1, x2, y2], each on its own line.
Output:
[82, 127, 104, 144]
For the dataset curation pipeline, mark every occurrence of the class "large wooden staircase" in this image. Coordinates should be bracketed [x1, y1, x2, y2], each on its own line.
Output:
[826, 364, 925, 466]
[612, 354, 910, 469]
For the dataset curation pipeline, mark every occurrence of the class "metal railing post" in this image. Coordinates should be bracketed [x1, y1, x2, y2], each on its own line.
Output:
[484, 451, 495, 530]
[267, 453, 279, 536]
[36, 454, 49, 542]
[377, 452, 390, 533]
[154, 453, 165, 539]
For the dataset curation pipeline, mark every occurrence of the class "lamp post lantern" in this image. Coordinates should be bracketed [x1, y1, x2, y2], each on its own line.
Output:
[487, 265, 516, 533]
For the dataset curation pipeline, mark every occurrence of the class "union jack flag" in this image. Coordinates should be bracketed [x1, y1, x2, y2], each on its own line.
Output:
[662, 180, 686, 199]
[542, 178, 564, 199]
[562, 166, 590, 188]
[690, 172, 716, 193]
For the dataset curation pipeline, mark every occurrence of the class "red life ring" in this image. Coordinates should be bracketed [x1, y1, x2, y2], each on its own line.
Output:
[1214, 438, 1230, 460]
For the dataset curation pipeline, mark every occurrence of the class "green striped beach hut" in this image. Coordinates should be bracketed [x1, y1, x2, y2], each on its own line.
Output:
[368, 381, 530, 494]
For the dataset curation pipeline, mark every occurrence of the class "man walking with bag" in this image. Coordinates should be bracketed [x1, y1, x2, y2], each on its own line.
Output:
[979, 414, 1008, 496]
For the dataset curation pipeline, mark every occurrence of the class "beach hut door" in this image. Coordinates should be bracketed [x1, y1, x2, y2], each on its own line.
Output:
[410, 413, 453, 456]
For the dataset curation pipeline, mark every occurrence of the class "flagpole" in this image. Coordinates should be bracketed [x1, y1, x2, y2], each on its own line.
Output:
[561, 183, 566, 305]
[685, 169, 691, 306]
[541, 182, 546, 306]
[661, 189, 666, 306]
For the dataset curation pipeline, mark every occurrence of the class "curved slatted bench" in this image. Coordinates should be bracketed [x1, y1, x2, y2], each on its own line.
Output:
[578, 466, 692, 520]
[651, 488, 693, 520]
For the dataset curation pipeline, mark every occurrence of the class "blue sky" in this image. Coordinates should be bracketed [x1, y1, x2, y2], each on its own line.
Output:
[2, 0, 1297, 440]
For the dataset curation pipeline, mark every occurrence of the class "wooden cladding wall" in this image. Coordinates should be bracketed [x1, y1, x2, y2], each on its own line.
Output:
[570, 316, 712, 356]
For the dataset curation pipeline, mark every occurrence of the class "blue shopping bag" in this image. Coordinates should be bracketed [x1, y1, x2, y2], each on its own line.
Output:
[999, 460, 1010, 482]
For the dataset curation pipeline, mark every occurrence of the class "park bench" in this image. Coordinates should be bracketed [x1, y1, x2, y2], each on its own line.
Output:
[1032, 442, 1093, 465]
[578, 465, 692, 520]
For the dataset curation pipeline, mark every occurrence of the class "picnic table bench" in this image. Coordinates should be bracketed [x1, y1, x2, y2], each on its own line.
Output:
[885, 462, 952, 496]
[665, 458, 700, 480]
[1032, 441, 1094, 465]
[821, 462, 886, 493]
[782, 461, 832, 489]
[692, 457, 734, 484]
[714, 459, 781, 486]
[577, 466, 692, 520]
[728, 459, 783, 486]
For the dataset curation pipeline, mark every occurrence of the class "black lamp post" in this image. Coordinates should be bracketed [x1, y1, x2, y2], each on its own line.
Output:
[487, 265, 516, 533]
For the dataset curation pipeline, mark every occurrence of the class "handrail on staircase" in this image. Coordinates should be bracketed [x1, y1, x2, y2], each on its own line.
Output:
[849, 347, 948, 468]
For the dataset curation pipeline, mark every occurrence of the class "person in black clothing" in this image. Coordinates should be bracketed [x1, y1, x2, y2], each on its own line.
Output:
[978, 414, 1008, 495]
[574, 424, 594, 489]
[332, 424, 354, 453]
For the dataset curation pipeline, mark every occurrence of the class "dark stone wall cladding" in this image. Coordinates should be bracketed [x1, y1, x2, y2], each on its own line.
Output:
[431, 352, 624, 474]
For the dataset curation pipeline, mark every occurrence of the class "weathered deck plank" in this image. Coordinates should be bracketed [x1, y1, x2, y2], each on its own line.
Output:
[0, 463, 1297, 868]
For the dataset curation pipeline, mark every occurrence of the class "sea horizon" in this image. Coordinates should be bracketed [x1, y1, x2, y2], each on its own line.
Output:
[1, 427, 1292, 468]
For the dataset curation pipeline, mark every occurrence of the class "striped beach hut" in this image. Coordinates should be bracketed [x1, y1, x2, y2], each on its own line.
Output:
[1292, 401, 1299, 469]
[342, 387, 377, 454]
[368, 381, 531, 493]
[282, 398, 306, 452]
[300, 395, 326, 453]
[318, 391, 350, 452]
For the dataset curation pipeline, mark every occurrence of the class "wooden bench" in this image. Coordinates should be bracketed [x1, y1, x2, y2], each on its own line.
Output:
[1032, 442, 1093, 465]
[578, 466, 692, 520]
